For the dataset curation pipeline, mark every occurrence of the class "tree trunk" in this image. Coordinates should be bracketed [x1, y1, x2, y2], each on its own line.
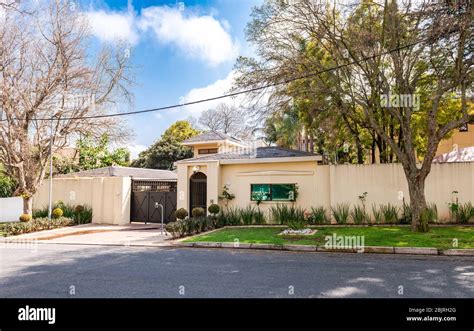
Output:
[371, 136, 376, 164]
[23, 196, 33, 215]
[405, 172, 428, 232]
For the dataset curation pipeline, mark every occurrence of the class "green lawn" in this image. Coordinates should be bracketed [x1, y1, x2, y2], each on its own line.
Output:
[184, 226, 474, 249]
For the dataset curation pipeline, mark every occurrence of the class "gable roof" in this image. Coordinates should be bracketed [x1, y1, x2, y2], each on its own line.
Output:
[177, 146, 321, 163]
[56, 166, 177, 181]
[182, 131, 244, 145]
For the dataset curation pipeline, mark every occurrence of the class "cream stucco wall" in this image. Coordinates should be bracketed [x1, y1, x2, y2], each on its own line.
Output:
[220, 161, 320, 214]
[33, 177, 132, 225]
[176, 160, 474, 222]
[176, 162, 221, 210]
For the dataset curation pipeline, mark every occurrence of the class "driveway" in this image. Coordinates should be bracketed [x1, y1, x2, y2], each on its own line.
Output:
[2, 223, 171, 246]
[0, 243, 472, 298]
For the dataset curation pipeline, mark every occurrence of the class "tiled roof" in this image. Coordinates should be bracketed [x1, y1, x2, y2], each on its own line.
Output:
[182, 131, 243, 144]
[178, 147, 318, 163]
[56, 166, 177, 180]
[433, 146, 474, 163]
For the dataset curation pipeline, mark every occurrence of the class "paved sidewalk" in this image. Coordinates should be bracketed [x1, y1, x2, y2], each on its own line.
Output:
[2, 223, 173, 247]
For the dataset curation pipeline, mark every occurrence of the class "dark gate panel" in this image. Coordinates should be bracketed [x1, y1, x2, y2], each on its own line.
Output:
[130, 180, 177, 224]
[190, 172, 207, 211]
[165, 193, 177, 222]
[131, 192, 149, 222]
[148, 193, 165, 223]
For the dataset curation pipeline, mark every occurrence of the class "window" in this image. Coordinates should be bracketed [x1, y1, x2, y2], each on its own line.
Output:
[459, 123, 469, 132]
[250, 184, 296, 202]
[198, 148, 218, 155]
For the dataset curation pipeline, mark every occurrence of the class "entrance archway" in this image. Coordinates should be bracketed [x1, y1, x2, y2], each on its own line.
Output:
[189, 172, 207, 212]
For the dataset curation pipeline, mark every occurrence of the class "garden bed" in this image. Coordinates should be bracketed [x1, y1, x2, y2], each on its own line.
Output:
[183, 226, 474, 250]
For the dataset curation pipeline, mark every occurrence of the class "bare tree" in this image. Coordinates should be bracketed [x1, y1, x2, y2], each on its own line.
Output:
[0, 0, 133, 214]
[198, 103, 253, 139]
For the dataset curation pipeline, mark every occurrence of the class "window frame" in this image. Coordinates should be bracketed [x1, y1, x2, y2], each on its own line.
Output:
[250, 183, 296, 202]
[198, 148, 219, 155]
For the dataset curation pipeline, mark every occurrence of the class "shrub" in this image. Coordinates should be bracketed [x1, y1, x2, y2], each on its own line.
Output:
[19, 214, 32, 222]
[3, 217, 74, 236]
[191, 207, 205, 218]
[456, 202, 473, 224]
[54, 200, 66, 209]
[351, 205, 370, 225]
[208, 204, 220, 216]
[310, 206, 329, 225]
[74, 205, 85, 213]
[398, 202, 412, 224]
[331, 203, 350, 224]
[52, 208, 63, 219]
[224, 207, 243, 226]
[32, 204, 92, 224]
[32, 208, 48, 219]
[380, 203, 399, 224]
[269, 204, 305, 225]
[166, 220, 187, 239]
[426, 203, 438, 224]
[74, 205, 93, 224]
[372, 204, 383, 224]
[287, 217, 306, 230]
[240, 206, 255, 225]
[253, 208, 266, 225]
[216, 211, 228, 227]
[175, 208, 189, 220]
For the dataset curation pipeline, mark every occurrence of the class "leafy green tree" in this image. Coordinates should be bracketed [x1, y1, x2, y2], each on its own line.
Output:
[234, 0, 472, 232]
[0, 173, 16, 198]
[131, 120, 199, 170]
[54, 134, 130, 174]
[131, 136, 193, 170]
[162, 120, 200, 142]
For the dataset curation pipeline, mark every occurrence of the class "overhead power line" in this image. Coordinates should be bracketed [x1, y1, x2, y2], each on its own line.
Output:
[0, 36, 446, 123]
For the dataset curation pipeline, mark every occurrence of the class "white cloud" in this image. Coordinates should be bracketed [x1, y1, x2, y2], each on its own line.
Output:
[181, 70, 272, 117]
[181, 70, 238, 114]
[138, 6, 239, 66]
[127, 143, 147, 160]
[86, 10, 138, 45]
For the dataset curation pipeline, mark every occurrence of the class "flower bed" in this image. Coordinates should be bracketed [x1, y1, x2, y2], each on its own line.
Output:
[2, 217, 75, 236]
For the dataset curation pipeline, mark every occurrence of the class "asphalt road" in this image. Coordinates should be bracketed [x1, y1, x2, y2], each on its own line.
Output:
[0, 243, 473, 298]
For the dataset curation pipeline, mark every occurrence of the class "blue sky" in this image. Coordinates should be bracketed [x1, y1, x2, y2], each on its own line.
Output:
[81, 0, 262, 158]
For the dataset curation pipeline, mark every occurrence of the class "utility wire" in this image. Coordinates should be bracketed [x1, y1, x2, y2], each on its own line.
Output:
[0, 35, 445, 123]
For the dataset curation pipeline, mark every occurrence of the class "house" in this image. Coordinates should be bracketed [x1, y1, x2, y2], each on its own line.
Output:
[177, 131, 323, 213]
[181, 131, 249, 157]
[436, 109, 474, 158]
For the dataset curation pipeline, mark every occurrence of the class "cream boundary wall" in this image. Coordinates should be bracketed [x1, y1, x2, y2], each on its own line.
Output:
[177, 161, 474, 221]
[33, 177, 131, 225]
[0, 197, 23, 222]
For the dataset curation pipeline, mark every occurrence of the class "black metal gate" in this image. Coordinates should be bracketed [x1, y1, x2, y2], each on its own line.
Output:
[189, 172, 207, 211]
[131, 180, 177, 223]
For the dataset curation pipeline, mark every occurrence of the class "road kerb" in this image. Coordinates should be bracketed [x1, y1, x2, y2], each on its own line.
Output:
[393, 247, 439, 255]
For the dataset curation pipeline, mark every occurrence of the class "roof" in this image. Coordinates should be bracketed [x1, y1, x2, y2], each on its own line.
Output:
[56, 166, 177, 181]
[182, 131, 244, 145]
[433, 146, 474, 163]
[177, 146, 321, 163]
